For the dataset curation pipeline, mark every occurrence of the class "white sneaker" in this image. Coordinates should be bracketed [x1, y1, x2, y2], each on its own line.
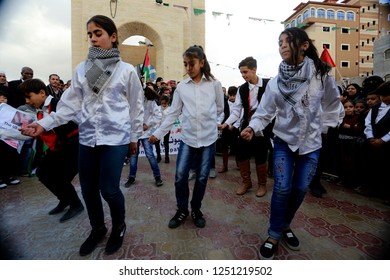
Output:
[7, 177, 21, 185]
[0, 182, 7, 189]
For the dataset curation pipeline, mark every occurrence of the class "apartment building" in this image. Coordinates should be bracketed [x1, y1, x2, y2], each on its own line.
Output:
[284, 0, 389, 83]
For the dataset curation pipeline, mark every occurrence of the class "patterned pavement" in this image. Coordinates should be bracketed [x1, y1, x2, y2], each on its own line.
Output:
[0, 155, 389, 260]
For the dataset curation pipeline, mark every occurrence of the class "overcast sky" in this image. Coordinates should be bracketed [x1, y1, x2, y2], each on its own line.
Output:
[2, 0, 386, 87]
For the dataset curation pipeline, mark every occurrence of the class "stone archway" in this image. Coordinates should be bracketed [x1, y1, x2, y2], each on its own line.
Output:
[118, 21, 162, 79]
[71, 0, 205, 82]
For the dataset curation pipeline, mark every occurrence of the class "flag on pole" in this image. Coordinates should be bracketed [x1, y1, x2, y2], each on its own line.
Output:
[320, 46, 336, 67]
[141, 48, 151, 81]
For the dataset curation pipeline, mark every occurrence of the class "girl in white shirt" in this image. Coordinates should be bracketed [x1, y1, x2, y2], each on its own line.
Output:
[20, 15, 144, 256]
[241, 27, 341, 260]
[149, 45, 224, 229]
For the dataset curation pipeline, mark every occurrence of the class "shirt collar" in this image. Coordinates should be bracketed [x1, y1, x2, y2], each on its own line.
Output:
[248, 76, 263, 90]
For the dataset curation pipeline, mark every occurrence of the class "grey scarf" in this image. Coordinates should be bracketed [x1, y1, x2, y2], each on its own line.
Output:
[85, 47, 120, 95]
[277, 56, 313, 106]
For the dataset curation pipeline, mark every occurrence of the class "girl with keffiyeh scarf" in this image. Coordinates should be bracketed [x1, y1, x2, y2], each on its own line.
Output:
[20, 15, 144, 257]
[241, 27, 342, 260]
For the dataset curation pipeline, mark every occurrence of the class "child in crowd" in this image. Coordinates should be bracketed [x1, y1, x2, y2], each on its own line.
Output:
[241, 27, 341, 259]
[338, 100, 364, 188]
[21, 15, 144, 256]
[149, 45, 224, 229]
[17, 79, 84, 222]
[217, 86, 240, 173]
[160, 94, 172, 163]
[359, 81, 389, 203]
[124, 84, 163, 188]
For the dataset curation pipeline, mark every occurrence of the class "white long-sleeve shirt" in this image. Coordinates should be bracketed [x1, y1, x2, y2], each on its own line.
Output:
[153, 75, 224, 148]
[38, 60, 144, 147]
[140, 99, 161, 139]
[249, 73, 341, 155]
[364, 102, 390, 142]
[224, 77, 263, 127]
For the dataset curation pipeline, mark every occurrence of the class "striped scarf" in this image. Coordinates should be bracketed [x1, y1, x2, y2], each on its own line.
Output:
[85, 47, 120, 95]
[277, 56, 313, 106]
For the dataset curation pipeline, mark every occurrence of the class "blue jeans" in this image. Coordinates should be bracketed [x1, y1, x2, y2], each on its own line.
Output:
[129, 138, 161, 179]
[268, 137, 320, 241]
[79, 144, 128, 230]
[175, 141, 215, 211]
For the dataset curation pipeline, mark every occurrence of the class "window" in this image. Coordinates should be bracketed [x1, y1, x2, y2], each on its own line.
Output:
[323, 43, 330, 49]
[318, 9, 325, 18]
[367, 22, 370, 27]
[362, 8, 365, 13]
[388, 14, 390, 21]
[373, 20, 376, 26]
[367, 56, 369, 60]
[373, 4, 376, 9]
[303, 10, 309, 20]
[310, 8, 315, 17]
[372, 37, 375, 42]
[341, 61, 349, 68]
[346, 12, 355, 21]
[385, 49, 390, 60]
[362, 58, 364, 63]
[323, 26, 330, 32]
[297, 15, 302, 25]
[341, 44, 349, 51]
[327, 10, 335, 19]
[342, 28, 350, 34]
[291, 20, 296, 27]
[337, 11, 345, 20]
[362, 25, 365, 30]
[362, 41, 365, 47]
[368, 6, 370, 11]
[367, 39, 370, 44]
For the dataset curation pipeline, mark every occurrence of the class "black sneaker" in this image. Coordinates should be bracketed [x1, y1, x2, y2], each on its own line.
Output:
[124, 177, 135, 188]
[191, 209, 206, 228]
[79, 226, 108, 256]
[105, 223, 126, 255]
[48, 201, 70, 215]
[168, 209, 189, 228]
[259, 239, 278, 260]
[155, 177, 163, 187]
[59, 204, 84, 223]
[282, 229, 300, 250]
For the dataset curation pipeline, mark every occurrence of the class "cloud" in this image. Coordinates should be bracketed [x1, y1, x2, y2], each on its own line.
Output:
[0, 0, 71, 82]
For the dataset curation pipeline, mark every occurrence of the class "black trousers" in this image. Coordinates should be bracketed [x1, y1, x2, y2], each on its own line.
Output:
[236, 134, 270, 165]
[36, 137, 81, 207]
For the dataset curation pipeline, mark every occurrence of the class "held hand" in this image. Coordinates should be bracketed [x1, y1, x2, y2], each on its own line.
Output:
[148, 135, 158, 144]
[19, 123, 45, 137]
[129, 142, 138, 155]
[220, 123, 228, 131]
[240, 127, 254, 141]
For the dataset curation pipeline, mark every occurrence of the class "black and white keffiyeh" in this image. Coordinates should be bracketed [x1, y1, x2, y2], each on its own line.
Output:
[277, 56, 314, 106]
[85, 47, 120, 95]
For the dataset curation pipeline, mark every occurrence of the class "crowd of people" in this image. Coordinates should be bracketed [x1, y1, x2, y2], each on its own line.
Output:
[0, 17, 388, 260]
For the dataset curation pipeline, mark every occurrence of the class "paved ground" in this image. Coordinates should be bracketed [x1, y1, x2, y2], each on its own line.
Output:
[0, 155, 389, 260]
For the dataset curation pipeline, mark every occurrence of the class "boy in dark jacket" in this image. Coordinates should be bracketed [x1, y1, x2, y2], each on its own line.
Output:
[18, 79, 84, 222]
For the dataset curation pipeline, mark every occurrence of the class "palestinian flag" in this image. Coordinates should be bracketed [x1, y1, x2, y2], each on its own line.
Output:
[142, 48, 151, 81]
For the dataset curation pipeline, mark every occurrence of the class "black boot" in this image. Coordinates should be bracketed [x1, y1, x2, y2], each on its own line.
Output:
[79, 226, 108, 256]
[105, 223, 126, 255]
